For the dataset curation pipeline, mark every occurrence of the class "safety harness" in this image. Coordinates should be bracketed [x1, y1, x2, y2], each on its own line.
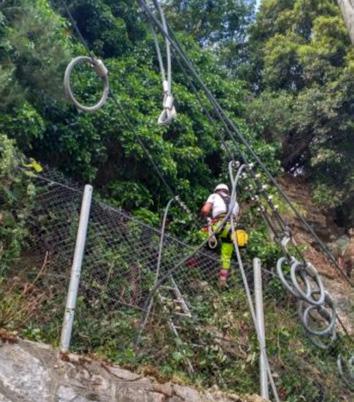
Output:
[204, 192, 249, 248]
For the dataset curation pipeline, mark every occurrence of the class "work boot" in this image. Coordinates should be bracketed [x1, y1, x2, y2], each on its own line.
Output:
[218, 269, 229, 289]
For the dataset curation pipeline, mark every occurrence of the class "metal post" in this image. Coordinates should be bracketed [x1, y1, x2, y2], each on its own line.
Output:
[60, 185, 93, 353]
[253, 257, 269, 400]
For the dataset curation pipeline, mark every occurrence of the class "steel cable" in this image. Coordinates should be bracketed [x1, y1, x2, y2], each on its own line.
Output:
[61, 1, 110, 112]
[138, 0, 352, 287]
[136, 197, 175, 343]
[228, 163, 280, 402]
[151, 0, 176, 125]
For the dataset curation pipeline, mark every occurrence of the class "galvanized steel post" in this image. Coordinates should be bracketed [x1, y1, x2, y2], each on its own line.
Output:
[60, 185, 93, 352]
[253, 257, 269, 400]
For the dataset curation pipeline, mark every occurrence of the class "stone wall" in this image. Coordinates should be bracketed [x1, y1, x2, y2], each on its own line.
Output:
[0, 338, 267, 402]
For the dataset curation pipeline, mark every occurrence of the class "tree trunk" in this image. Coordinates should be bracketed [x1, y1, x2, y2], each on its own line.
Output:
[337, 0, 354, 44]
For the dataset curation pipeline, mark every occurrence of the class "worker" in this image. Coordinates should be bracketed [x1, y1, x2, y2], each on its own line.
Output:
[200, 183, 241, 287]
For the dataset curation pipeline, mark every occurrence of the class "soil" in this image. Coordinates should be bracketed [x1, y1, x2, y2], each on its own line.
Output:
[278, 174, 354, 334]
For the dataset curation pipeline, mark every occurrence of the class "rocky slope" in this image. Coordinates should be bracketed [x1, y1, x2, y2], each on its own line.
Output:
[278, 174, 354, 334]
[0, 337, 267, 402]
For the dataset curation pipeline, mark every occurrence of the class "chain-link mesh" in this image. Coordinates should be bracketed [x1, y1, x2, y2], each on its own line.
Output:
[7, 169, 353, 401]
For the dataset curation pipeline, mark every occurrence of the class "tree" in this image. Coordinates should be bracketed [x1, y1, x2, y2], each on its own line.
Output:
[245, 0, 354, 225]
[164, 0, 256, 72]
[0, 0, 279, 222]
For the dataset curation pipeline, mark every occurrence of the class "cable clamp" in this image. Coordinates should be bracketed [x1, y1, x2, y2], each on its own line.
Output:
[280, 235, 291, 248]
[162, 79, 169, 93]
[233, 160, 240, 168]
[93, 58, 109, 78]
[163, 94, 174, 109]
[280, 227, 292, 249]
[158, 92, 177, 125]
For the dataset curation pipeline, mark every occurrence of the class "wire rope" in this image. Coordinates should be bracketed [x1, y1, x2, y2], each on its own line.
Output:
[58, 1, 192, 219]
[136, 197, 175, 343]
[151, 0, 176, 125]
[138, 0, 352, 287]
[228, 163, 280, 402]
[61, 0, 109, 112]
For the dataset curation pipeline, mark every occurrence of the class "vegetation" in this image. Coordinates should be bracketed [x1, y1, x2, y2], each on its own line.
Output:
[0, 1, 353, 401]
[244, 0, 354, 225]
[0, 134, 35, 275]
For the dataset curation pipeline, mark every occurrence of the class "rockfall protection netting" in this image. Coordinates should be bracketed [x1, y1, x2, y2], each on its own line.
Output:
[9, 170, 354, 400]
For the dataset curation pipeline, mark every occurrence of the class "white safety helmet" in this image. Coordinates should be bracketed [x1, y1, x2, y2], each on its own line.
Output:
[214, 183, 229, 193]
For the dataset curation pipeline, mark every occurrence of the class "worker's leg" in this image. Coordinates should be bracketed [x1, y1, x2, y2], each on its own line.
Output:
[219, 241, 233, 286]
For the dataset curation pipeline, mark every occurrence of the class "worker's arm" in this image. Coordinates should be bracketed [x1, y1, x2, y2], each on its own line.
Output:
[201, 202, 213, 218]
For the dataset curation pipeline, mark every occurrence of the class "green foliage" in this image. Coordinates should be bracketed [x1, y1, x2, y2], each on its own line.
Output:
[0, 134, 35, 274]
[165, 0, 256, 45]
[245, 0, 354, 224]
[0, 0, 280, 221]
[0, 1, 352, 400]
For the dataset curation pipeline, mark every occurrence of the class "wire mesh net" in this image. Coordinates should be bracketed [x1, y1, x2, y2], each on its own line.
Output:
[5, 169, 353, 400]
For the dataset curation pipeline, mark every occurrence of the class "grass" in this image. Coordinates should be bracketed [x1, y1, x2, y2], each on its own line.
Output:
[1, 255, 353, 402]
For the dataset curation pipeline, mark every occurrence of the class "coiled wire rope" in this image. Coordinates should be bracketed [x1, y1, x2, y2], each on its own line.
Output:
[247, 183, 338, 347]
[61, 1, 109, 112]
[60, 0, 352, 386]
[64, 56, 109, 112]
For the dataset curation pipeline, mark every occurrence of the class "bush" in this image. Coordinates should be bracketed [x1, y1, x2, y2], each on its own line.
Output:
[0, 134, 35, 274]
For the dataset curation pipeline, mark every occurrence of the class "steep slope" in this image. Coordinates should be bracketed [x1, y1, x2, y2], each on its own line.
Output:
[278, 174, 354, 334]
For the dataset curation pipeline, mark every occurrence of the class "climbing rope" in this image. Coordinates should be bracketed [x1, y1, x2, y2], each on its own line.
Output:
[206, 217, 218, 249]
[151, 0, 176, 125]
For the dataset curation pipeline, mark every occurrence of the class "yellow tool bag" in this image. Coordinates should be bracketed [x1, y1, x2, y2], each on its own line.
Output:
[231, 227, 249, 248]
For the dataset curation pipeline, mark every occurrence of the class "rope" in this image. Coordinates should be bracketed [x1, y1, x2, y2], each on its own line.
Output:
[150, 0, 176, 125]
[61, 1, 110, 112]
[136, 197, 175, 343]
[248, 187, 351, 338]
[58, 2, 188, 213]
[242, 169, 350, 340]
[59, 0, 352, 380]
[228, 163, 280, 402]
[138, 0, 353, 287]
[59, 0, 94, 58]
[140, 203, 238, 323]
